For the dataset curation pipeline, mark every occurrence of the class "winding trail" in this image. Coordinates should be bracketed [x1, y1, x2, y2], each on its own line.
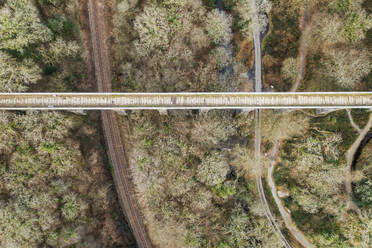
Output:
[345, 113, 372, 213]
[268, 141, 315, 248]
[347, 109, 362, 134]
[267, 111, 372, 248]
[265, 6, 316, 247]
[290, 6, 310, 92]
[87, 0, 153, 247]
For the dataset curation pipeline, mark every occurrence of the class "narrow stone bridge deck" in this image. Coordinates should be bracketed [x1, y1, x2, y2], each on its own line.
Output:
[0, 92, 371, 109]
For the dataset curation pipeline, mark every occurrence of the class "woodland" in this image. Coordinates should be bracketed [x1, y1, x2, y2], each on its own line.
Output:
[0, 0, 371, 247]
[0, 0, 135, 247]
[112, 0, 372, 247]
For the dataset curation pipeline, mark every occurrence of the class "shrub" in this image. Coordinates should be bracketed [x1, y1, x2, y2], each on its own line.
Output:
[133, 5, 170, 56]
[281, 57, 298, 83]
[39, 38, 80, 65]
[196, 151, 229, 186]
[343, 11, 372, 42]
[225, 207, 252, 247]
[297, 191, 321, 214]
[0, 0, 52, 52]
[61, 194, 84, 222]
[261, 110, 309, 141]
[234, 0, 271, 36]
[213, 181, 236, 199]
[215, 242, 232, 248]
[0, 51, 42, 92]
[322, 48, 371, 89]
[354, 178, 372, 207]
[47, 15, 65, 34]
[39, 0, 64, 6]
[191, 111, 235, 148]
[211, 47, 232, 70]
[206, 9, 232, 45]
[47, 15, 78, 37]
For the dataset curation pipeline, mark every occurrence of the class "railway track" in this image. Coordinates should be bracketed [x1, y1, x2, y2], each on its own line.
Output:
[87, 0, 153, 247]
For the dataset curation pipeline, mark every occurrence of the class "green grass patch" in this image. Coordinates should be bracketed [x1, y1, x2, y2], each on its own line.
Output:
[273, 163, 294, 186]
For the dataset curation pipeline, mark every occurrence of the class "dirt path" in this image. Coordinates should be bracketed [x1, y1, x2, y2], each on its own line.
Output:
[267, 6, 316, 247]
[347, 109, 362, 134]
[290, 6, 310, 92]
[87, 0, 153, 247]
[268, 141, 315, 248]
[345, 113, 372, 212]
[267, 111, 372, 248]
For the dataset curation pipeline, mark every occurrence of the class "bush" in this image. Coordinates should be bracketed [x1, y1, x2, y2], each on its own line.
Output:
[322, 48, 371, 89]
[214, 242, 232, 248]
[213, 181, 236, 199]
[0, 51, 42, 92]
[206, 9, 233, 45]
[343, 11, 372, 42]
[354, 178, 372, 207]
[61, 194, 85, 222]
[133, 5, 170, 56]
[196, 151, 229, 186]
[47, 15, 79, 37]
[0, 0, 52, 52]
[225, 207, 252, 247]
[281, 57, 298, 83]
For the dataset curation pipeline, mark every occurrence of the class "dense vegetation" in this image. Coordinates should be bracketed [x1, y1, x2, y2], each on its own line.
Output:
[353, 138, 372, 208]
[1, 0, 371, 247]
[111, 0, 275, 92]
[120, 110, 283, 248]
[110, 1, 285, 247]
[0, 111, 135, 247]
[110, 0, 372, 247]
[0, 0, 136, 247]
[274, 109, 372, 247]
[0, 0, 88, 92]
[263, 0, 372, 91]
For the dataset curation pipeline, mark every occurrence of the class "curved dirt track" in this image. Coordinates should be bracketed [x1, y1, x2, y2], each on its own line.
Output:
[290, 6, 310, 92]
[347, 109, 362, 134]
[268, 6, 315, 247]
[345, 113, 372, 213]
[87, 0, 153, 247]
[268, 141, 315, 248]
